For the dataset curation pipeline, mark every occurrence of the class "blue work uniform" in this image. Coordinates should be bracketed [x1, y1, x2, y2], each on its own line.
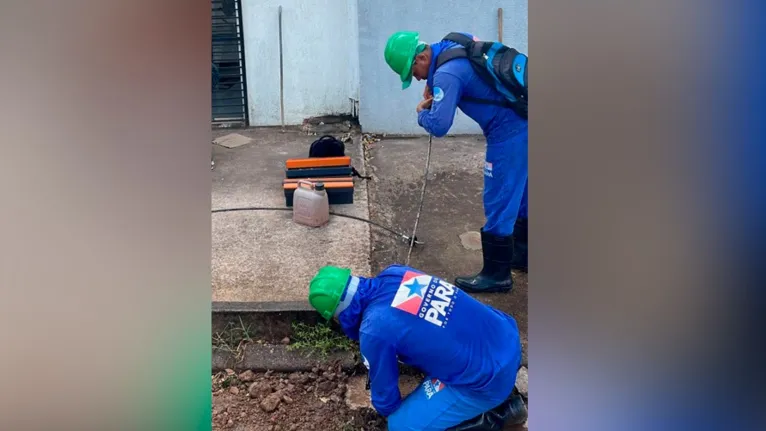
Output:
[418, 35, 528, 236]
[336, 264, 522, 431]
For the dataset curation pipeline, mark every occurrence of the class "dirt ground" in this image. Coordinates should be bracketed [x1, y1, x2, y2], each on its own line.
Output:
[212, 364, 386, 431]
[213, 364, 528, 431]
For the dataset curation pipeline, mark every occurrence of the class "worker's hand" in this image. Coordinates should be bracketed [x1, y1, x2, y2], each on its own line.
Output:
[417, 97, 433, 113]
[423, 85, 432, 99]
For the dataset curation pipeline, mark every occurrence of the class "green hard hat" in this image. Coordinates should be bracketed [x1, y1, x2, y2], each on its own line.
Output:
[308, 265, 352, 320]
[384, 31, 424, 89]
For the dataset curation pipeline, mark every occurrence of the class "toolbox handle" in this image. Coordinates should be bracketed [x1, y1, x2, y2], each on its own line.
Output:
[297, 180, 315, 190]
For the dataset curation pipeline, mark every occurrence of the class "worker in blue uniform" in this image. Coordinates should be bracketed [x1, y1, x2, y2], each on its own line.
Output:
[384, 31, 529, 293]
[308, 265, 528, 431]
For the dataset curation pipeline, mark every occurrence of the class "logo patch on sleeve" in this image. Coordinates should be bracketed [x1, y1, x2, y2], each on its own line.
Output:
[390, 271, 458, 328]
[432, 87, 444, 102]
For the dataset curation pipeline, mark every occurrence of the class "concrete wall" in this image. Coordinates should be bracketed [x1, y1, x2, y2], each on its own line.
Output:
[357, 0, 528, 135]
[241, 0, 359, 126]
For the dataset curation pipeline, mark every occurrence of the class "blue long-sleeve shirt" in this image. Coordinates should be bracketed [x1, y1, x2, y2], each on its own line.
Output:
[336, 264, 522, 417]
[418, 34, 527, 142]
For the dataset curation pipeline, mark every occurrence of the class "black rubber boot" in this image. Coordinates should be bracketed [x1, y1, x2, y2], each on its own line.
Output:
[510, 218, 528, 273]
[486, 388, 528, 427]
[455, 229, 513, 293]
[447, 389, 528, 431]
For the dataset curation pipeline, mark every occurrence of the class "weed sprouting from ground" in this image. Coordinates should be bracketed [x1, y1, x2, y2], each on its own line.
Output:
[288, 321, 358, 359]
[212, 317, 254, 363]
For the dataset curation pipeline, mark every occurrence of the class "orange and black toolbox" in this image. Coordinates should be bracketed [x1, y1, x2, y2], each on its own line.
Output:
[283, 156, 355, 207]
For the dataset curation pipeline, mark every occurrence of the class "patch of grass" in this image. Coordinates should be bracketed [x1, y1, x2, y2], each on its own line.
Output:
[220, 373, 238, 389]
[288, 321, 358, 359]
[212, 317, 254, 364]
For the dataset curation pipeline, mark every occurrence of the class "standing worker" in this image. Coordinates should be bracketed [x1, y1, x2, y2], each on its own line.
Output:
[384, 31, 529, 293]
[308, 264, 528, 431]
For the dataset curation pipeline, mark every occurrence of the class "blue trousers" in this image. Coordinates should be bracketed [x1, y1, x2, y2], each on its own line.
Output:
[387, 361, 519, 431]
[482, 127, 528, 237]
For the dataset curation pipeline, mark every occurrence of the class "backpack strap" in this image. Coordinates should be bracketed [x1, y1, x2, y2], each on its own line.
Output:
[442, 32, 475, 47]
[435, 32, 475, 69]
[435, 34, 518, 112]
[435, 47, 467, 69]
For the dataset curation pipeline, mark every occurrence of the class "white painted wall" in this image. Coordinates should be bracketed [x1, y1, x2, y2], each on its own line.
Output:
[241, 0, 359, 126]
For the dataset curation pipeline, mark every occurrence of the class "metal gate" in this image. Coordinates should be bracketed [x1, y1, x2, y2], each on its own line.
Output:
[212, 0, 248, 125]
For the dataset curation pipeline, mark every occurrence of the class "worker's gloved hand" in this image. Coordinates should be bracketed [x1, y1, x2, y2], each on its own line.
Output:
[417, 97, 434, 113]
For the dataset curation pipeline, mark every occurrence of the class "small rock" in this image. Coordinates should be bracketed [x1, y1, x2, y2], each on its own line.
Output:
[281, 337, 290, 345]
[311, 367, 319, 374]
[240, 412, 247, 418]
[229, 386, 240, 395]
[307, 373, 318, 381]
[288, 372, 302, 383]
[286, 384, 295, 392]
[515, 367, 528, 397]
[249, 381, 272, 398]
[282, 394, 294, 404]
[290, 425, 299, 431]
[227, 419, 233, 426]
[329, 395, 342, 403]
[260, 393, 282, 412]
[238, 370, 255, 382]
[324, 372, 336, 381]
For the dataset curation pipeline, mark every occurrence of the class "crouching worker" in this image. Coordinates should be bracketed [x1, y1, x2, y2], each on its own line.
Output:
[308, 264, 528, 430]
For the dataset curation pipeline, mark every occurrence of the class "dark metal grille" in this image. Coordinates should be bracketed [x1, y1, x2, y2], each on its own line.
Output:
[212, 0, 248, 125]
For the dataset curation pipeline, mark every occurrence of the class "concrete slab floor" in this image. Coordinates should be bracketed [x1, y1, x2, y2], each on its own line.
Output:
[366, 135, 528, 365]
[211, 128, 372, 302]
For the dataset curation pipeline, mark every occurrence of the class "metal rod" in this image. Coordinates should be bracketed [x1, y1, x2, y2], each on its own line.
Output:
[278, 5, 285, 129]
[405, 134, 433, 266]
[498, 8, 504, 43]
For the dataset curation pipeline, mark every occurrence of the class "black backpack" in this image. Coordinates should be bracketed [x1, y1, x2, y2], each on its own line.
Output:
[435, 32, 528, 120]
[308, 135, 371, 180]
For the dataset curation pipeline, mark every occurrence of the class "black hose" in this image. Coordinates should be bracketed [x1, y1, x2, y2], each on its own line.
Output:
[211, 206, 423, 245]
